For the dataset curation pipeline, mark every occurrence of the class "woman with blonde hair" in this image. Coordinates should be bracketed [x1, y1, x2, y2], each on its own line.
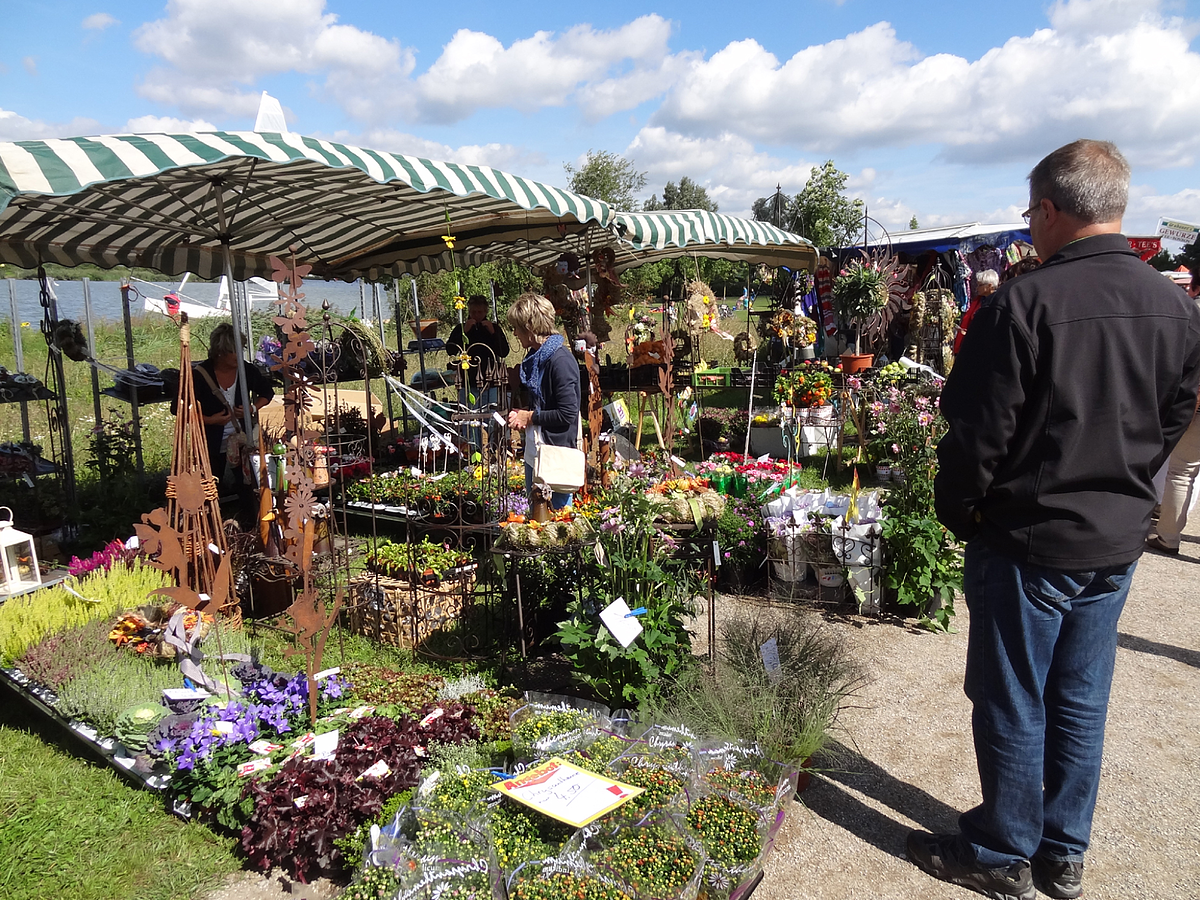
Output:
[506, 292, 580, 509]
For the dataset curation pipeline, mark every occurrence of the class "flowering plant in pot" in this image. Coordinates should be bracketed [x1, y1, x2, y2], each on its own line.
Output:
[831, 255, 895, 364]
[773, 361, 834, 409]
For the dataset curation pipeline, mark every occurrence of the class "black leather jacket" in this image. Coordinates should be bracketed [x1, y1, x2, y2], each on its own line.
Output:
[935, 233, 1200, 569]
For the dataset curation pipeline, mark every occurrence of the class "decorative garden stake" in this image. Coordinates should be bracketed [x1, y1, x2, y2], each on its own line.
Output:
[267, 252, 342, 725]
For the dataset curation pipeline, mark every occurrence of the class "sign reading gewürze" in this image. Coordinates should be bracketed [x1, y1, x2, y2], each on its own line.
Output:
[1156, 218, 1200, 245]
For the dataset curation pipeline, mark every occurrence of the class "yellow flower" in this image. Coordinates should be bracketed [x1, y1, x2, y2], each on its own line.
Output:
[454, 296, 466, 311]
[628, 306, 636, 322]
[458, 352, 471, 371]
[441, 234, 456, 250]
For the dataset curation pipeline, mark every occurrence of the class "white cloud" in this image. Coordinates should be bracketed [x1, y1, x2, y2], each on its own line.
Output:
[0, 108, 102, 140]
[329, 128, 546, 174]
[1126, 183, 1200, 234]
[124, 114, 217, 133]
[22, 56, 37, 76]
[651, 0, 1200, 169]
[412, 16, 679, 123]
[132, 0, 414, 121]
[626, 126, 834, 216]
[82, 12, 118, 31]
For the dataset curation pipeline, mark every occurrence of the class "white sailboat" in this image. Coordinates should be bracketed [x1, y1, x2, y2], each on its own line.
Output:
[141, 274, 280, 318]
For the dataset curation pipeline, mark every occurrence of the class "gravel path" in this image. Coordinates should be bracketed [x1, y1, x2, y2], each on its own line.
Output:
[749, 519, 1200, 900]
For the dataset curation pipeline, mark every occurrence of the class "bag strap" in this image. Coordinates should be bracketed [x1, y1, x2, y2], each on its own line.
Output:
[194, 363, 243, 433]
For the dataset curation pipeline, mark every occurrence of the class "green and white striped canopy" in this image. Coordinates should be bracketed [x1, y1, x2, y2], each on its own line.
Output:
[374, 208, 818, 278]
[0, 131, 612, 280]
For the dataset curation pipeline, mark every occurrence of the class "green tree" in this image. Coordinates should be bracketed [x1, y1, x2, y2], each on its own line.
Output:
[753, 161, 864, 247]
[909, 216, 920, 230]
[643, 176, 718, 212]
[563, 150, 647, 211]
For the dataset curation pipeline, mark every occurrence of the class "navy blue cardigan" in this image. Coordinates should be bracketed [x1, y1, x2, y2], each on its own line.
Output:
[528, 344, 581, 448]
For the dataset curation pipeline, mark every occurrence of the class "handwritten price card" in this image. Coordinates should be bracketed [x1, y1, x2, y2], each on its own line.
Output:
[492, 756, 644, 827]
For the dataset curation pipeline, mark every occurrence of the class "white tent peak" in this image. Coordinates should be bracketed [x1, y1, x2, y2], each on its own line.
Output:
[253, 92, 289, 134]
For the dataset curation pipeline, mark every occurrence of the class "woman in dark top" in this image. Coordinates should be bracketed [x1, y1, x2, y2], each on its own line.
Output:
[506, 292, 580, 509]
[192, 323, 274, 484]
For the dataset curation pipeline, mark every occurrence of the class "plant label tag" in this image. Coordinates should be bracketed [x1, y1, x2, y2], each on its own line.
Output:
[348, 705, 376, 719]
[357, 760, 391, 781]
[214, 720, 235, 735]
[312, 730, 338, 761]
[493, 411, 506, 427]
[713, 540, 722, 568]
[594, 543, 607, 567]
[314, 666, 341, 680]
[294, 795, 310, 809]
[760, 637, 783, 684]
[599, 597, 643, 649]
[249, 740, 283, 755]
[291, 732, 316, 750]
[237, 758, 274, 777]
[419, 708, 445, 728]
[670, 455, 687, 468]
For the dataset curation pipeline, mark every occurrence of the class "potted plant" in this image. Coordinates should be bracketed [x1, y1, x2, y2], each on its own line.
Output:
[656, 613, 867, 775]
[831, 256, 893, 372]
[773, 362, 835, 421]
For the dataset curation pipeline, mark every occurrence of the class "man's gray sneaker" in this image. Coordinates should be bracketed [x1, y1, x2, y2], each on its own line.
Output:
[906, 831, 1036, 900]
[1032, 852, 1084, 899]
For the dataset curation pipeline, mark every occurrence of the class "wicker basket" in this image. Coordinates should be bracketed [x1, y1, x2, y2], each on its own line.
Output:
[345, 568, 474, 648]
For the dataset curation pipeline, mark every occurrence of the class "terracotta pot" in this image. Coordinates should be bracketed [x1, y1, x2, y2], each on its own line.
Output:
[839, 352, 874, 374]
[796, 756, 815, 794]
[413, 318, 439, 339]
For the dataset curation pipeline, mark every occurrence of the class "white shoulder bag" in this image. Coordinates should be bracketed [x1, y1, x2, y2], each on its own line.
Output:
[532, 416, 586, 493]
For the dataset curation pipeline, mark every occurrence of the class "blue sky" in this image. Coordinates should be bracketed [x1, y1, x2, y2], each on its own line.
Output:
[3, 0, 1199, 241]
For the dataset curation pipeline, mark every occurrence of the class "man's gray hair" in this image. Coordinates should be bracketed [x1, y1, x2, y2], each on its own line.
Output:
[1028, 139, 1130, 224]
[975, 269, 1001, 289]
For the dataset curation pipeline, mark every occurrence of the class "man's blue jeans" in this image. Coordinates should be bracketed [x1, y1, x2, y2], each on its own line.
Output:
[960, 540, 1135, 869]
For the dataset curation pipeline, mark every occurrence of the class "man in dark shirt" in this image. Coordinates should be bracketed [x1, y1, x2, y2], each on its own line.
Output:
[907, 140, 1200, 900]
[446, 295, 509, 448]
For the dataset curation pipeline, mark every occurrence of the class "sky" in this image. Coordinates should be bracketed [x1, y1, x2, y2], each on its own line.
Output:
[2, 0, 1200, 243]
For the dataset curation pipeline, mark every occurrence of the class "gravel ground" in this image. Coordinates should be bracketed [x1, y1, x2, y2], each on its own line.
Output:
[202, 520, 1200, 900]
[748, 518, 1200, 900]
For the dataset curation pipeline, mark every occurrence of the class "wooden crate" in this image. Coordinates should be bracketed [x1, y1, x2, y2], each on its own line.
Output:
[345, 569, 474, 648]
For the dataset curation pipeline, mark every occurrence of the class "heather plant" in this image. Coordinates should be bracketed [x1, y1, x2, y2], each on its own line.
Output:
[56, 651, 194, 734]
[15, 617, 115, 691]
[0, 561, 171, 665]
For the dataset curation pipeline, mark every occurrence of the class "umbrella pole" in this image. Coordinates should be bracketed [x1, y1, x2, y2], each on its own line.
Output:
[220, 244, 256, 437]
[411, 279, 429, 396]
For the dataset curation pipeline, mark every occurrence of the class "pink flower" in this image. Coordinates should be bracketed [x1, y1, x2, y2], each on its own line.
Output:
[892, 443, 901, 454]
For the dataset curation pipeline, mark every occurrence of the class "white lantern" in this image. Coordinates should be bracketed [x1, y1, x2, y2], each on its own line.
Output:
[0, 506, 41, 596]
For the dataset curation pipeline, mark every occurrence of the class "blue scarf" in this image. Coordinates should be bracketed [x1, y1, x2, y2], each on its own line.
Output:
[520, 333, 565, 412]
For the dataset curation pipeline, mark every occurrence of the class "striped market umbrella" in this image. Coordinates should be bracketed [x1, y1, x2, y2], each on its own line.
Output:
[0, 131, 612, 280]
[382, 208, 818, 276]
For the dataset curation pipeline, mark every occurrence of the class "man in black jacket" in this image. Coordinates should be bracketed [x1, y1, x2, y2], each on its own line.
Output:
[907, 140, 1200, 900]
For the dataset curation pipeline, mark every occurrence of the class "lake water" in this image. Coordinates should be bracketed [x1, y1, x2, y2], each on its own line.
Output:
[2, 277, 396, 327]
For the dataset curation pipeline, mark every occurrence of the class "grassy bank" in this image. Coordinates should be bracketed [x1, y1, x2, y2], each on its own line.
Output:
[0, 716, 240, 900]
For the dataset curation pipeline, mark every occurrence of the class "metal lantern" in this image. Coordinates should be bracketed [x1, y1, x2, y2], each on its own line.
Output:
[0, 506, 40, 596]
